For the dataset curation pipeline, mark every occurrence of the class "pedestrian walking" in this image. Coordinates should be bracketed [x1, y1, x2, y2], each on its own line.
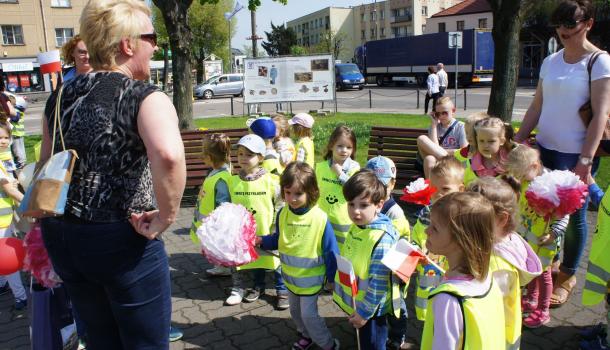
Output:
[424, 66, 440, 114]
[436, 63, 448, 96]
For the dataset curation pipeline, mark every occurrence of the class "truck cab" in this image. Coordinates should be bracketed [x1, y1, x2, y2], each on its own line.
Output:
[335, 63, 365, 91]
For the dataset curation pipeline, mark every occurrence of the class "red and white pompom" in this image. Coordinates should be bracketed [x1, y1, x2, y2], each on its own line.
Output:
[400, 178, 437, 206]
[525, 170, 588, 220]
[196, 203, 259, 267]
[22, 224, 62, 288]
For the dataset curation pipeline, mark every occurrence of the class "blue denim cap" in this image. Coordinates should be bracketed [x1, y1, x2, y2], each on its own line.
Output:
[366, 156, 397, 185]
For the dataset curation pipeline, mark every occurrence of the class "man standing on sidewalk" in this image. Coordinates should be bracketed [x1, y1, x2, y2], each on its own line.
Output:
[437, 63, 448, 96]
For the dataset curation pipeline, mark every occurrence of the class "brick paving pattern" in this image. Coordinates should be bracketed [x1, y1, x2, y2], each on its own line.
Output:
[0, 205, 604, 349]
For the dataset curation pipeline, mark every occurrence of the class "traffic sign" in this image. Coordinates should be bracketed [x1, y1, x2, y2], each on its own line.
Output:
[448, 32, 462, 49]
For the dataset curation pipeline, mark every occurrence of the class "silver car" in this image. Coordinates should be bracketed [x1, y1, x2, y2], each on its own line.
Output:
[194, 74, 244, 99]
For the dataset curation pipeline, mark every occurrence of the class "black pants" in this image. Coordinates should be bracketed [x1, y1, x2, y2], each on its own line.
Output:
[439, 86, 446, 96]
[424, 92, 440, 114]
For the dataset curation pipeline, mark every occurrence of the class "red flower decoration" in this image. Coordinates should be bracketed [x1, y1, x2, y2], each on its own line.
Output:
[400, 178, 437, 206]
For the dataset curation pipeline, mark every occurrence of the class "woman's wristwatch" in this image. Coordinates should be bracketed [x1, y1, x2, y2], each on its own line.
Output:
[579, 156, 594, 166]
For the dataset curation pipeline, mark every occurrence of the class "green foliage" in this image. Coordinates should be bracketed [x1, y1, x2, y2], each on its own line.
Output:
[290, 45, 308, 56]
[310, 30, 349, 61]
[261, 23, 297, 56]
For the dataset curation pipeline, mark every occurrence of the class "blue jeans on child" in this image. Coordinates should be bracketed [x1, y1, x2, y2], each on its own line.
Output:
[41, 216, 171, 350]
[538, 144, 600, 275]
[360, 314, 389, 350]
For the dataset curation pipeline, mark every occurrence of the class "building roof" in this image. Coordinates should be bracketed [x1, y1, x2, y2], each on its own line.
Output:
[431, 0, 492, 18]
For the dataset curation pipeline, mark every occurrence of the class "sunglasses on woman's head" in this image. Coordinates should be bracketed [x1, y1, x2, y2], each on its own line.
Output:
[140, 33, 157, 46]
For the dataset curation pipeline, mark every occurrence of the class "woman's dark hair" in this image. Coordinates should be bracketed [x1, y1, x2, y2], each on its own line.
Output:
[551, 0, 595, 25]
[280, 162, 320, 207]
[427, 65, 436, 74]
[324, 125, 357, 160]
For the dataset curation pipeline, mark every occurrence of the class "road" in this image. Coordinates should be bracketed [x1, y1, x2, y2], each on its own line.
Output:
[23, 85, 535, 135]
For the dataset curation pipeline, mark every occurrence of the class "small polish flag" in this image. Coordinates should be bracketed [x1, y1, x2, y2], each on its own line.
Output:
[382, 239, 433, 283]
[37, 50, 62, 74]
[336, 254, 358, 298]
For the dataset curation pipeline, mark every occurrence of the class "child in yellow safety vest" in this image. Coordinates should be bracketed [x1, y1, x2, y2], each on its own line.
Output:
[333, 169, 400, 350]
[505, 145, 569, 329]
[189, 133, 233, 277]
[411, 156, 464, 321]
[316, 125, 360, 252]
[580, 175, 610, 350]
[0, 121, 27, 310]
[468, 177, 542, 349]
[421, 192, 505, 350]
[256, 162, 340, 350]
[289, 113, 315, 168]
[365, 155, 410, 349]
[225, 135, 286, 308]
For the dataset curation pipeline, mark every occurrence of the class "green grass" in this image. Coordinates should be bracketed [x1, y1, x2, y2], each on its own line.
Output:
[24, 111, 609, 189]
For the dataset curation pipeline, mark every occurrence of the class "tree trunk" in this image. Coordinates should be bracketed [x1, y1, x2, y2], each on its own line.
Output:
[487, 0, 534, 122]
[196, 48, 204, 85]
[152, 0, 194, 130]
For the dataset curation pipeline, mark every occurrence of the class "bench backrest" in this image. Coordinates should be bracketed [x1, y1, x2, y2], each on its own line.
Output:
[182, 128, 249, 187]
[368, 126, 427, 189]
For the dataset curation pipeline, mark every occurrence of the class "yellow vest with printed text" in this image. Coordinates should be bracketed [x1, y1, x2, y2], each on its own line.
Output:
[279, 205, 328, 295]
[229, 173, 280, 271]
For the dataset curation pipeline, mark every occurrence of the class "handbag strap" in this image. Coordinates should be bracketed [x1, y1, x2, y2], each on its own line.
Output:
[586, 50, 607, 98]
[51, 86, 67, 155]
[438, 120, 458, 146]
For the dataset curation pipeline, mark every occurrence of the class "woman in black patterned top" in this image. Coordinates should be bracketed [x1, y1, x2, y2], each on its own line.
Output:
[38, 0, 185, 348]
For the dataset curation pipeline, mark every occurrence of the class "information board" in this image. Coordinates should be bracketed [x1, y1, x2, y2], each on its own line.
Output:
[243, 55, 335, 103]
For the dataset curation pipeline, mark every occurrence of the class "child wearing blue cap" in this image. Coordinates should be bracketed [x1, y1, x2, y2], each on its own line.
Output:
[249, 117, 283, 175]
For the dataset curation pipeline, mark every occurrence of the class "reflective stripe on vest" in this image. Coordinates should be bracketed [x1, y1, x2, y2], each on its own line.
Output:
[0, 163, 13, 228]
[279, 206, 327, 295]
[189, 170, 231, 244]
[333, 225, 400, 318]
[421, 278, 505, 350]
[316, 160, 354, 252]
[12, 119, 25, 137]
[583, 187, 610, 306]
[230, 173, 280, 271]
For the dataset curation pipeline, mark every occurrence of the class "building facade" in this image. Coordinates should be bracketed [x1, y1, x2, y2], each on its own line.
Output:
[286, 7, 355, 63]
[0, 0, 85, 92]
[424, 0, 493, 34]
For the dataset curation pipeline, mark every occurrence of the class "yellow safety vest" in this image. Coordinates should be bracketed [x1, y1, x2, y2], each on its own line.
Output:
[229, 173, 281, 271]
[411, 217, 427, 250]
[517, 182, 558, 268]
[463, 159, 478, 186]
[333, 225, 401, 318]
[296, 137, 315, 167]
[0, 162, 14, 228]
[279, 205, 327, 295]
[12, 112, 25, 138]
[421, 277, 505, 350]
[315, 160, 356, 252]
[489, 254, 522, 350]
[414, 255, 446, 321]
[583, 186, 610, 306]
[263, 154, 283, 175]
[391, 216, 411, 239]
[189, 169, 231, 244]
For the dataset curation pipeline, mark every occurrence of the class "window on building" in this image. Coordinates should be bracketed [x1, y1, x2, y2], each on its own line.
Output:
[361, 30, 366, 39]
[370, 28, 376, 38]
[380, 10, 384, 20]
[422, 24, 426, 33]
[55, 28, 74, 47]
[438, 22, 446, 32]
[51, 0, 71, 7]
[1, 25, 24, 45]
[380, 27, 385, 36]
[422, 6, 427, 16]
[326, 16, 330, 29]
[478, 18, 488, 28]
[456, 20, 465, 31]
[0, 0, 19, 3]
[370, 11, 376, 21]
[391, 9, 398, 17]
[361, 13, 365, 21]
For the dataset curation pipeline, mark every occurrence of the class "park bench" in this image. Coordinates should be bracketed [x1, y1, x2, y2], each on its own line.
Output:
[181, 127, 249, 190]
[367, 126, 428, 189]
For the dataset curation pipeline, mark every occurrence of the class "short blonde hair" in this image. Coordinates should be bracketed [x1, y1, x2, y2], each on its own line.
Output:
[430, 156, 464, 184]
[61, 34, 83, 66]
[80, 0, 151, 70]
[432, 192, 495, 281]
[271, 114, 290, 138]
[436, 96, 454, 109]
[506, 145, 540, 180]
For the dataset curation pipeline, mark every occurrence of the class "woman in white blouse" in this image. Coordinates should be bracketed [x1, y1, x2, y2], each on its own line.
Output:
[424, 65, 440, 114]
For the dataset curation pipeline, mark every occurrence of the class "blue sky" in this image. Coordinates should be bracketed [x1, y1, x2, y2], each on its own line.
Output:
[231, 0, 366, 53]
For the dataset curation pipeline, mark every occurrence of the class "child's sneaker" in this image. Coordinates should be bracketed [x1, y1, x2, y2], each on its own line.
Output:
[14, 299, 27, 311]
[521, 298, 537, 314]
[291, 334, 313, 350]
[206, 265, 232, 277]
[276, 293, 289, 310]
[225, 288, 244, 305]
[523, 309, 550, 328]
[169, 326, 183, 342]
[244, 287, 264, 303]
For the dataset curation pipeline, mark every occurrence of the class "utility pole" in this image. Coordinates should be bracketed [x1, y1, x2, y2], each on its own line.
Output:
[251, 10, 258, 58]
[228, 18, 233, 73]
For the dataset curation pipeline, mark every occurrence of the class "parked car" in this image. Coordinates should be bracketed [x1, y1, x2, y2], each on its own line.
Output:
[194, 73, 244, 99]
[335, 63, 365, 91]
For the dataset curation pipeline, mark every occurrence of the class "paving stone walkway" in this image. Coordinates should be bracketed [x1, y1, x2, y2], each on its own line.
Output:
[0, 205, 605, 349]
